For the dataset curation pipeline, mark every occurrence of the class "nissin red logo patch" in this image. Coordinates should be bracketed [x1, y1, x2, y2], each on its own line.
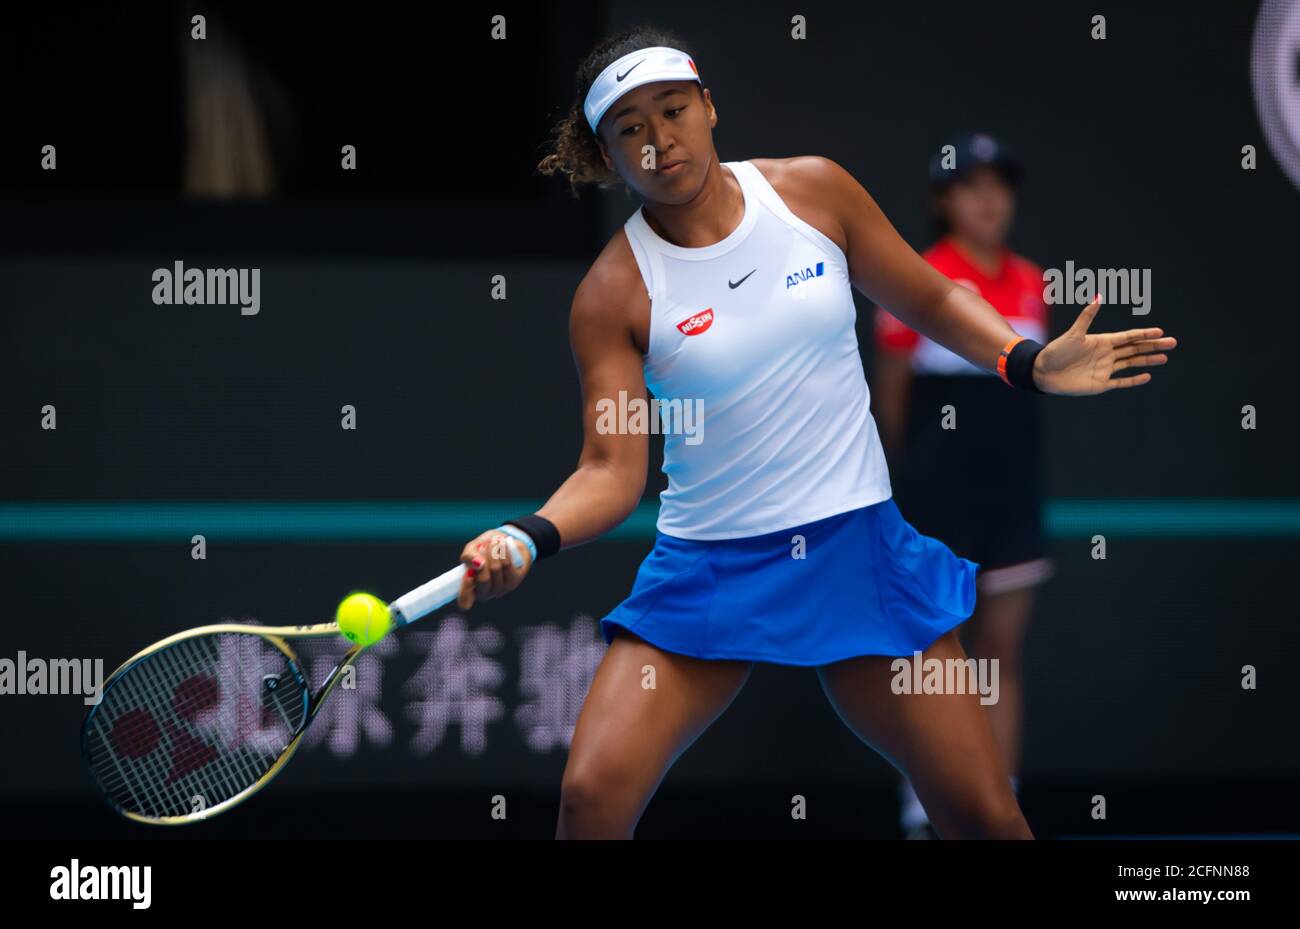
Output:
[676, 308, 714, 336]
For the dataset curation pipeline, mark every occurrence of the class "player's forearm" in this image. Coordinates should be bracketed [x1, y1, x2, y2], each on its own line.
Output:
[536, 461, 645, 550]
[909, 284, 1023, 372]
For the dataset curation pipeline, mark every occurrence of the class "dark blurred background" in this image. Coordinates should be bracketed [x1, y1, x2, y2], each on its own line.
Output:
[2, 0, 1297, 838]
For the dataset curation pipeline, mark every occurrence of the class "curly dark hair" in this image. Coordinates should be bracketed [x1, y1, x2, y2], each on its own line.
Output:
[537, 26, 701, 196]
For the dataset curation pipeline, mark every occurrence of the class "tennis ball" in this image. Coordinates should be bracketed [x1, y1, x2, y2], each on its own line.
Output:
[335, 592, 392, 647]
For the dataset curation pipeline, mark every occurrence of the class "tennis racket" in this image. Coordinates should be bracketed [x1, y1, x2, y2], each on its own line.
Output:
[81, 564, 467, 825]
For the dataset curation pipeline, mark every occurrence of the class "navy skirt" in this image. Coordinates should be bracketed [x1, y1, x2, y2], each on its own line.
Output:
[599, 497, 979, 665]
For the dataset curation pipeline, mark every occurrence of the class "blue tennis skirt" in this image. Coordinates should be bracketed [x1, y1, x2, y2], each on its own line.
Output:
[599, 497, 979, 665]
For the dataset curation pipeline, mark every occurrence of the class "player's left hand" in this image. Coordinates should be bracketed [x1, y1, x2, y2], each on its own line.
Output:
[1032, 294, 1178, 396]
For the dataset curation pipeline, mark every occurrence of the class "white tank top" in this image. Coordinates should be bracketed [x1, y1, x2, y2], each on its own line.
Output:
[623, 159, 892, 540]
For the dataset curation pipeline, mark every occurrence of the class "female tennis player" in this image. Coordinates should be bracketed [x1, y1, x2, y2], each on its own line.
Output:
[874, 133, 1051, 838]
[454, 28, 1176, 839]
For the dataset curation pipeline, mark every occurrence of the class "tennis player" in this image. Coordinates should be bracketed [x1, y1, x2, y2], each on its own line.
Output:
[454, 29, 1176, 839]
[875, 133, 1050, 838]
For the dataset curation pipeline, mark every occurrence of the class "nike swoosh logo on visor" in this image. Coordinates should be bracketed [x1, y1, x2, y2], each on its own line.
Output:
[616, 59, 646, 81]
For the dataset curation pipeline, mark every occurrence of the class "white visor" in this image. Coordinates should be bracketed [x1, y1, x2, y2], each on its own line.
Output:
[583, 46, 700, 134]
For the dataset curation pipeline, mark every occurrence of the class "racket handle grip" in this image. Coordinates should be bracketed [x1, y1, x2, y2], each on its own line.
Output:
[389, 564, 467, 626]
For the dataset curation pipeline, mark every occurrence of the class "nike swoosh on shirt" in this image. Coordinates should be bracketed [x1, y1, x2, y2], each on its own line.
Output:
[728, 269, 757, 289]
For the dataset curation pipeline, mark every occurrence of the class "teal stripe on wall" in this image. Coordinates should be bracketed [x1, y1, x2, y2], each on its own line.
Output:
[1045, 498, 1300, 537]
[1, 499, 1298, 541]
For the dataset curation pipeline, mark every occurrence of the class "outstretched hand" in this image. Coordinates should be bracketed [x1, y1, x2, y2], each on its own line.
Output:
[1033, 295, 1177, 396]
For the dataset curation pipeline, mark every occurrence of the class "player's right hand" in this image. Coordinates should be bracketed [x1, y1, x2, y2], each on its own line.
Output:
[456, 528, 533, 609]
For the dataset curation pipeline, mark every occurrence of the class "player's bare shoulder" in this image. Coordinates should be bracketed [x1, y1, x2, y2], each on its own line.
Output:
[570, 227, 651, 353]
[748, 156, 850, 254]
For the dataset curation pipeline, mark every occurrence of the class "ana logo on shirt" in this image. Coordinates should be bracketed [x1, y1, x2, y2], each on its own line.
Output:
[785, 261, 824, 289]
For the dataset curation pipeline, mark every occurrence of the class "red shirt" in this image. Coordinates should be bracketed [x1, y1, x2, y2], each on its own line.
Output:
[874, 237, 1048, 375]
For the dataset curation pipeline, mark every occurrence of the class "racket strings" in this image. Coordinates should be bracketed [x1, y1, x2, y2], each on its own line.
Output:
[96, 635, 303, 817]
[85, 633, 309, 820]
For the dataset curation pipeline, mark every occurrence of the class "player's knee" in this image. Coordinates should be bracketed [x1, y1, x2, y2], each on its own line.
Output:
[558, 758, 635, 832]
[558, 766, 601, 817]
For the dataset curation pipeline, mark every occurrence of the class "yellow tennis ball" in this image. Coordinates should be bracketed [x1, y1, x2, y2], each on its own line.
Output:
[335, 592, 392, 646]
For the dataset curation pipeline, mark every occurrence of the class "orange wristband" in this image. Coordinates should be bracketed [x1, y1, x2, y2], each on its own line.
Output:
[996, 336, 1026, 386]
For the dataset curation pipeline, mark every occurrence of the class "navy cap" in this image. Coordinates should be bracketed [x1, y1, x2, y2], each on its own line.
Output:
[928, 132, 1022, 188]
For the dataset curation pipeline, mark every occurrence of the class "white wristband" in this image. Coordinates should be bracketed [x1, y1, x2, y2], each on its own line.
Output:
[495, 524, 537, 565]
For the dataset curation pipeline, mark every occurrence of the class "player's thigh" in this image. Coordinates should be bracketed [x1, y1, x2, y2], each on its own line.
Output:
[564, 629, 753, 793]
[816, 629, 1019, 827]
[964, 584, 1035, 659]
